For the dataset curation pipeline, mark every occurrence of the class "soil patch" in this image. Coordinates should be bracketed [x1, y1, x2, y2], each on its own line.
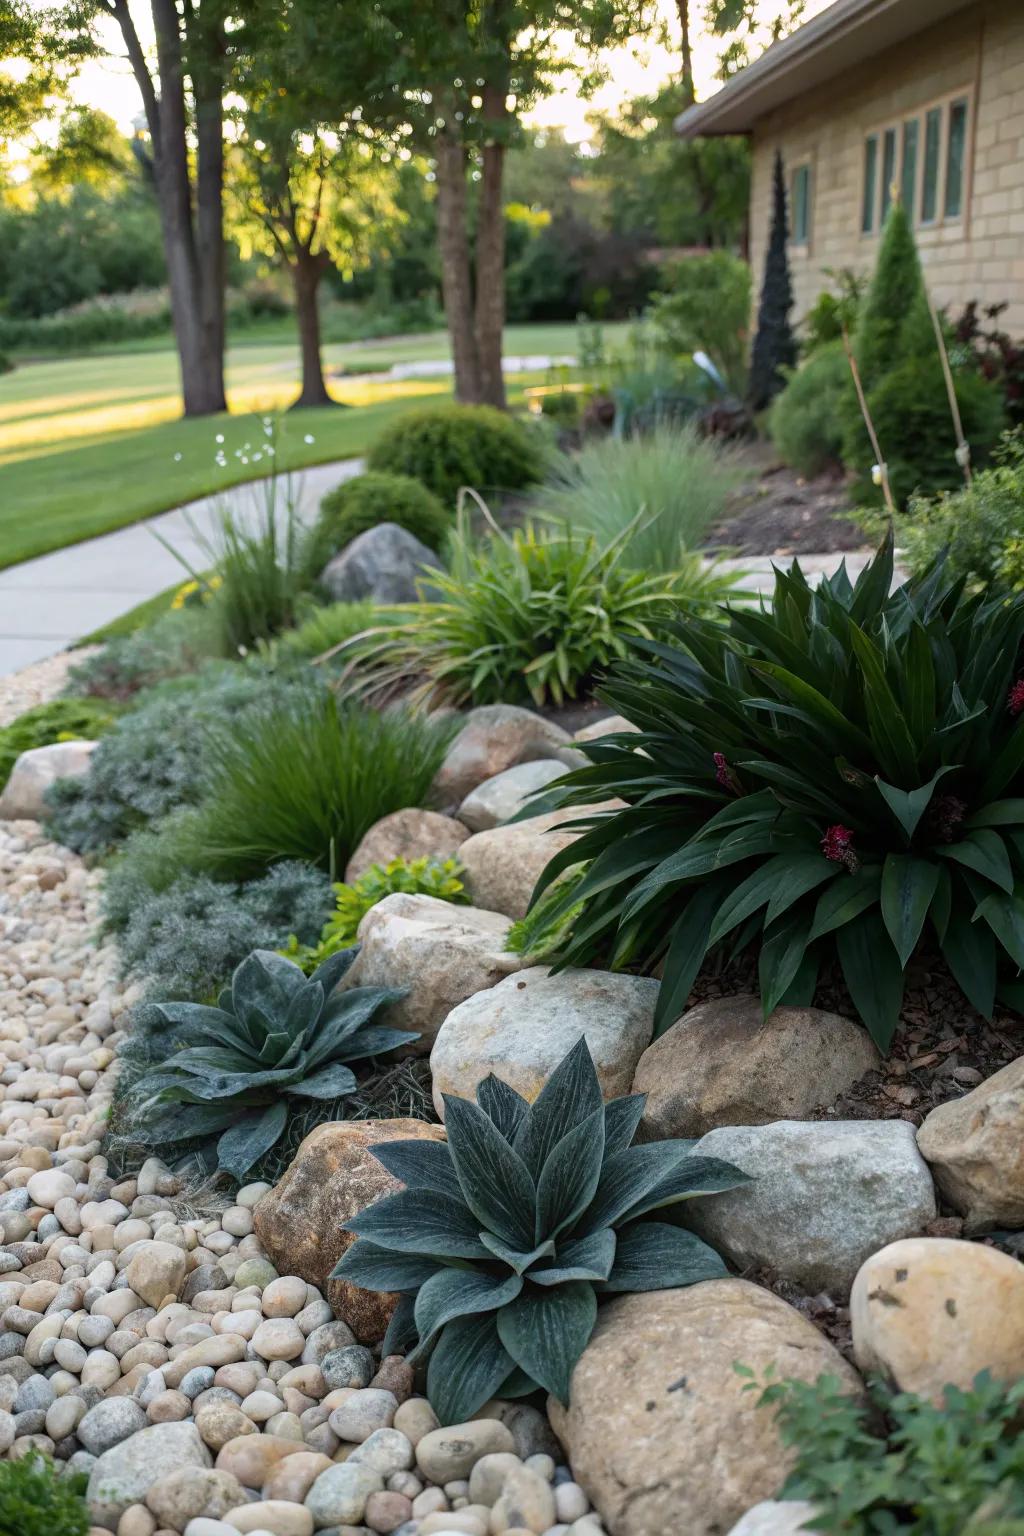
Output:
[707, 444, 868, 557]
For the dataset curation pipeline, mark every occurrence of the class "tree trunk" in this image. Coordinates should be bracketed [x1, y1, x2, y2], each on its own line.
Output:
[192, 9, 228, 413]
[435, 120, 481, 404]
[677, 0, 695, 105]
[474, 84, 507, 410]
[291, 250, 335, 409]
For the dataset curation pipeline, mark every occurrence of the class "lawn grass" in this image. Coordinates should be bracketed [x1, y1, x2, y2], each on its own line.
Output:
[0, 321, 621, 570]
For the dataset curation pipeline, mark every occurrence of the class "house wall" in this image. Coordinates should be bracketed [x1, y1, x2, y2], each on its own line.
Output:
[748, 0, 1024, 333]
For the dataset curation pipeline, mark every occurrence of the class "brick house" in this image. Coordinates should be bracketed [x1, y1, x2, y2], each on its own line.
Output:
[676, 0, 1024, 332]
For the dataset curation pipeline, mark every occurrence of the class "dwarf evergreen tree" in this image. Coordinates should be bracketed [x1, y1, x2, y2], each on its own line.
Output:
[853, 199, 923, 392]
[748, 148, 797, 410]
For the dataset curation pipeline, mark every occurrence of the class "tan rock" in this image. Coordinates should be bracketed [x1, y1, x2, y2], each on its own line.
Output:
[345, 809, 470, 884]
[346, 894, 523, 1050]
[431, 705, 572, 808]
[916, 1056, 1024, 1232]
[633, 996, 879, 1139]
[457, 760, 567, 832]
[145, 1467, 245, 1528]
[0, 739, 97, 820]
[850, 1236, 1024, 1400]
[195, 1400, 257, 1451]
[215, 1433, 309, 1489]
[253, 1118, 446, 1345]
[457, 809, 587, 921]
[163, 1334, 248, 1389]
[548, 1280, 861, 1536]
[262, 1450, 333, 1502]
[224, 1500, 314, 1536]
[574, 714, 641, 743]
[430, 965, 657, 1117]
[125, 1242, 187, 1310]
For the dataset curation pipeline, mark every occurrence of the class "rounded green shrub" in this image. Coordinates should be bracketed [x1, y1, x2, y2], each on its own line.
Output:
[769, 340, 850, 477]
[367, 404, 545, 506]
[304, 471, 450, 579]
[0, 1451, 89, 1536]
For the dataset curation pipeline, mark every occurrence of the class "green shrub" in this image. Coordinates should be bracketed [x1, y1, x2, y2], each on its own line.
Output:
[105, 862, 333, 1001]
[649, 250, 752, 397]
[367, 405, 545, 506]
[303, 472, 452, 580]
[348, 514, 740, 709]
[895, 430, 1024, 587]
[850, 351, 1006, 507]
[125, 948, 414, 1180]
[751, 1368, 1024, 1534]
[534, 423, 743, 573]
[66, 605, 225, 701]
[769, 341, 850, 477]
[801, 268, 866, 356]
[106, 691, 455, 888]
[45, 665, 302, 855]
[851, 201, 924, 396]
[530, 533, 1024, 1051]
[284, 856, 469, 972]
[0, 1451, 89, 1536]
[0, 698, 120, 792]
[334, 1037, 745, 1423]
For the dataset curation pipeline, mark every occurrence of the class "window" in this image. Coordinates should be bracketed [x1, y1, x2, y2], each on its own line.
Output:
[921, 106, 941, 223]
[791, 163, 810, 245]
[861, 91, 971, 235]
[862, 134, 878, 233]
[945, 97, 968, 218]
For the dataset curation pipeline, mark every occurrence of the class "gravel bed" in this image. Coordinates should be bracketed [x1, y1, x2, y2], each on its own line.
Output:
[0, 822, 601, 1536]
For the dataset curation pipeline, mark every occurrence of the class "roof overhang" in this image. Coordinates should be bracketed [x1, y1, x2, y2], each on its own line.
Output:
[676, 0, 978, 137]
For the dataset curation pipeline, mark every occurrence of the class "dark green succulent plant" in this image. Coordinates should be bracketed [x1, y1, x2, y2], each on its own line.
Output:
[133, 947, 416, 1180]
[333, 1037, 747, 1423]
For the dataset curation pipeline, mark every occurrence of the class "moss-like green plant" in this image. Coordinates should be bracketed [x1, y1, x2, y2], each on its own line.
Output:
[0, 1452, 89, 1536]
[283, 856, 469, 973]
[0, 697, 120, 792]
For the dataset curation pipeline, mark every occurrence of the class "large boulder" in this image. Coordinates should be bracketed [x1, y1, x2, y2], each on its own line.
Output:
[253, 1119, 446, 1344]
[87, 1421, 212, 1529]
[430, 965, 657, 1117]
[0, 739, 97, 821]
[916, 1055, 1024, 1232]
[457, 801, 621, 919]
[457, 759, 567, 832]
[320, 522, 439, 603]
[686, 1120, 936, 1294]
[633, 996, 879, 1140]
[549, 1281, 861, 1536]
[431, 704, 573, 808]
[850, 1236, 1024, 1400]
[345, 893, 524, 1050]
[345, 808, 470, 884]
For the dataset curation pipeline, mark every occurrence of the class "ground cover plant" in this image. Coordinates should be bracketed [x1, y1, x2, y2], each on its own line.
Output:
[367, 403, 545, 506]
[752, 1367, 1024, 1534]
[534, 423, 742, 573]
[283, 856, 468, 973]
[0, 697, 120, 791]
[67, 605, 226, 701]
[0, 1451, 89, 1536]
[303, 471, 452, 582]
[334, 1038, 746, 1423]
[346, 513, 738, 709]
[103, 689, 454, 888]
[127, 948, 415, 1180]
[527, 533, 1024, 1050]
[268, 600, 384, 664]
[893, 429, 1024, 589]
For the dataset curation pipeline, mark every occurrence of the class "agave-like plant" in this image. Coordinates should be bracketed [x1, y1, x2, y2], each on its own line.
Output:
[133, 948, 416, 1180]
[333, 1038, 747, 1423]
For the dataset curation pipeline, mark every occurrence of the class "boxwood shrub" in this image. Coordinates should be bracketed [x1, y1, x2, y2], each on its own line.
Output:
[367, 404, 545, 507]
[303, 471, 452, 581]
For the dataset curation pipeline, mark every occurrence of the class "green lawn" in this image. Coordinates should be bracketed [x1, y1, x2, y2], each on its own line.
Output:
[0, 320, 622, 569]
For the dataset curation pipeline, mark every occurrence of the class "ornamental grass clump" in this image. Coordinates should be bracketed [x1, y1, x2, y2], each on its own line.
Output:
[129, 948, 416, 1180]
[333, 1038, 746, 1423]
[526, 532, 1024, 1050]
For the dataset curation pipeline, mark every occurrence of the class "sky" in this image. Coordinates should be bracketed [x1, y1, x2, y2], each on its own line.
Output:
[59, 0, 832, 148]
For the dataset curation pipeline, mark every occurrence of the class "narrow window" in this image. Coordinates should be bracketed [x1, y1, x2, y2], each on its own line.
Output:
[880, 126, 897, 222]
[901, 118, 918, 213]
[791, 164, 810, 244]
[862, 134, 878, 233]
[922, 105, 942, 223]
[945, 97, 968, 218]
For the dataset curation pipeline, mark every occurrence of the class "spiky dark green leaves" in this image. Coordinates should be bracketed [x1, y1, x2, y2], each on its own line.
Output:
[133, 947, 417, 1181]
[521, 533, 1024, 1051]
[334, 1039, 745, 1423]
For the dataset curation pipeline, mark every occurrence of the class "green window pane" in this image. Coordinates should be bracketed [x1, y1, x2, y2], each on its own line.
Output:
[945, 97, 968, 218]
[791, 164, 809, 243]
[922, 106, 941, 223]
[881, 127, 897, 221]
[901, 118, 918, 214]
[862, 135, 878, 233]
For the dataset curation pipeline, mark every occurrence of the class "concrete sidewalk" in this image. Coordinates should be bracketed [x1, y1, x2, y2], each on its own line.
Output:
[0, 458, 363, 673]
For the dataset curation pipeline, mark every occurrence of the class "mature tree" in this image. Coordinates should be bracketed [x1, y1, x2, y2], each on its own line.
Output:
[705, 0, 807, 79]
[281, 0, 656, 409]
[0, 2, 91, 150]
[748, 147, 796, 409]
[84, 0, 229, 416]
[31, 105, 134, 190]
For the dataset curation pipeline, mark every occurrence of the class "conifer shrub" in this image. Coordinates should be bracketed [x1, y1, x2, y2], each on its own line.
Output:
[748, 149, 797, 411]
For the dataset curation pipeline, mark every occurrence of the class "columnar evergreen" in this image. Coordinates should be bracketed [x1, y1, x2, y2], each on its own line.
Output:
[748, 148, 797, 410]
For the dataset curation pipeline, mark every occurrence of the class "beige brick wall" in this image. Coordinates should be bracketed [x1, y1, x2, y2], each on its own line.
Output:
[749, 0, 1024, 335]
